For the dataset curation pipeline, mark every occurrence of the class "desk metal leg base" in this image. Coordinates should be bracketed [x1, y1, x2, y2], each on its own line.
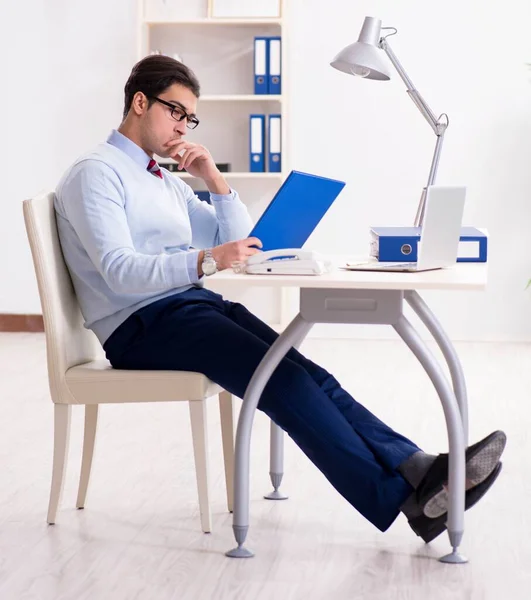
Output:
[440, 548, 468, 564]
[226, 526, 254, 558]
[264, 487, 288, 500]
[265, 423, 288, 500]
[439, 529, 467, 564]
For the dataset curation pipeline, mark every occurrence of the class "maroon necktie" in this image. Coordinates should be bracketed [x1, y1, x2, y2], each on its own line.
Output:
[147, 158, 163, 179]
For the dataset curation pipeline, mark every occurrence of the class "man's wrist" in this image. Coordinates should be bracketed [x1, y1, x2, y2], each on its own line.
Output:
[204, 172, 230, 195]
[197, 250, 205, 277]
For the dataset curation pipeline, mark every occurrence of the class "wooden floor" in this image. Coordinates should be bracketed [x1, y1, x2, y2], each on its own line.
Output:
[0, 332, 529, 600]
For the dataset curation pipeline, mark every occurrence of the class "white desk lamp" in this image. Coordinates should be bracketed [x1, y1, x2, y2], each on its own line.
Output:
[331, 16, 449, 227]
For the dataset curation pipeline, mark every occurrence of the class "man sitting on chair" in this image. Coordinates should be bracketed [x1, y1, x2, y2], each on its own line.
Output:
[54, 54, 505, 543]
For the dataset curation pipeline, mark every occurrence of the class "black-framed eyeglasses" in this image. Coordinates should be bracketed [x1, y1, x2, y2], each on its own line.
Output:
[148, 96, 200, 130]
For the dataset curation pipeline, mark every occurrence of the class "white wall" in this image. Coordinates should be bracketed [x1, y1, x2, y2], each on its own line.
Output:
[2, 0, 531, 341]
[0, 0, 137, 313]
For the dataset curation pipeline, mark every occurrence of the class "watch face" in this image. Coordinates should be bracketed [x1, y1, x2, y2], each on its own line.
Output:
[203, 260, 217, 276]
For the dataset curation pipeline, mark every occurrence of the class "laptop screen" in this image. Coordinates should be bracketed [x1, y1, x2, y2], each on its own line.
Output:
[417, 185, 466, 268]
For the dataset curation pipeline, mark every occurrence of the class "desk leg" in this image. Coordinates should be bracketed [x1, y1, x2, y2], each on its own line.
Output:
[264, 329, 307, 501]
[226, 314, 313, 558]
[405, 290, 469, 444]
[394, 314, 468, 564]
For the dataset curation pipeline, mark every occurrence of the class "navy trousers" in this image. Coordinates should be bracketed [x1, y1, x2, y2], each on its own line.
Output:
[103, 287, 419, 531]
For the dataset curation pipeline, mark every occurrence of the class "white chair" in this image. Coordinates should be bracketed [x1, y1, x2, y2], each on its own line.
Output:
[22, 191, 235, 533]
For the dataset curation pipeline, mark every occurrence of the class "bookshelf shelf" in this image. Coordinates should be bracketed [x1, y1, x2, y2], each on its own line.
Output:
[145, 18, 282, 26]
[201, 94, 282, 102]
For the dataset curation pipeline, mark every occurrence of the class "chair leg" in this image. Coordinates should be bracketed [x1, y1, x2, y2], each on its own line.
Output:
[219, 391, 235, 513]
[47, 404, 71, 524]
[76, 404, 99, 509]
[189, 400, 212, 533]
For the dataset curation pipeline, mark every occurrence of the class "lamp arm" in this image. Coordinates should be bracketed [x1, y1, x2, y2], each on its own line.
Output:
[379, 37, 449, 226]
[379, 37, 446, 135]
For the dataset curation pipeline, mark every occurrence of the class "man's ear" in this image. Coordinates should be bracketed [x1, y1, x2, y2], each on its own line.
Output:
[132, 91, 148, 116]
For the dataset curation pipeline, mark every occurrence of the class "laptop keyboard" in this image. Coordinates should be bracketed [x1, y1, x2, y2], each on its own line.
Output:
[377, 262, 416, 268]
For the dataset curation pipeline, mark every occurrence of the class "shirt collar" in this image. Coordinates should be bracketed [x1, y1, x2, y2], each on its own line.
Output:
[107, 129, 152, 170]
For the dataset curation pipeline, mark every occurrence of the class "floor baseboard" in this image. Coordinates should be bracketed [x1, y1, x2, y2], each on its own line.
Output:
[0, 314, 44, 332]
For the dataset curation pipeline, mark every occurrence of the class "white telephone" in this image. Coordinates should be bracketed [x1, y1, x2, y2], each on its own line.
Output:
[242, 248, 331, 275]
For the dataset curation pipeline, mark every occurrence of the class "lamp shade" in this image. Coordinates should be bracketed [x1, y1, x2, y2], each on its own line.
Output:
[330, 16, 391, 81]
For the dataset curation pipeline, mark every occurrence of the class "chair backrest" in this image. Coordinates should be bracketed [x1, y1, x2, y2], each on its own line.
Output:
[23, 192, 102, 403]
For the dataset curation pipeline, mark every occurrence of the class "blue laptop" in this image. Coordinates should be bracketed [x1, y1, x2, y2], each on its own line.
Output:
[249, 170, 346, 251]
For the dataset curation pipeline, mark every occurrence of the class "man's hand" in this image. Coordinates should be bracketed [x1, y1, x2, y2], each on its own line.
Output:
[164, 139, 229, 194]
[197, 237, 263, 275]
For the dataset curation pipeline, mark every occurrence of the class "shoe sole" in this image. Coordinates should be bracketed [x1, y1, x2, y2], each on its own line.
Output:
[410, 461, 503, 543]
[423, 431, 506, 519]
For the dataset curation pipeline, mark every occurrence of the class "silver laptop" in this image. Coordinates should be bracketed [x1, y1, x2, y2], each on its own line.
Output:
[345, 185, 466, 273]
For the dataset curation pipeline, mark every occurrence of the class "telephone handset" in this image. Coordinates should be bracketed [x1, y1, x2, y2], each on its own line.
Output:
[240, 248, 331, 275]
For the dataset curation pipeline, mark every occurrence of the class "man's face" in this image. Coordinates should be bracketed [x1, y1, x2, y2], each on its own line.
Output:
[137, 83, 198, 157]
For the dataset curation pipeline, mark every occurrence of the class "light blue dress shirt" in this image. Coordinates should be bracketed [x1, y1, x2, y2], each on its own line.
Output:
[55, 130, 253, 344]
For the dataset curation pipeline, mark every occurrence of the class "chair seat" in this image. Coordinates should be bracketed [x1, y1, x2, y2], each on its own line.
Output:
[64, 359, 223, 405]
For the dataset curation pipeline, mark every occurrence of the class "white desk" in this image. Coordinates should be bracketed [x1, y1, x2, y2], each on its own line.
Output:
[206, 261, 488, 564]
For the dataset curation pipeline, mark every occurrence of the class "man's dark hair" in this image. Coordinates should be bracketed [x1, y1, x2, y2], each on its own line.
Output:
[123, 55, 201, 119]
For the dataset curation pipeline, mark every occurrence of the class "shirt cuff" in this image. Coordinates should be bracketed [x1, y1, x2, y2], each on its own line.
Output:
[209, 188, 237, 203]
[185, 249, 202, 284]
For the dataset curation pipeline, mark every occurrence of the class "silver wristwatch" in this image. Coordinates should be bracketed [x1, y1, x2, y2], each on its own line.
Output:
[202, 248, 218, 276]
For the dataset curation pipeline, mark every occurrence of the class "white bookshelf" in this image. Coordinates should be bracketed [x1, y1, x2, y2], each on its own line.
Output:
[139, 0, 290, 329]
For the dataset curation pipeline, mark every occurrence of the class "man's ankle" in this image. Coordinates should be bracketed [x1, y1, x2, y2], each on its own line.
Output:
[397, 450, 437, 489]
